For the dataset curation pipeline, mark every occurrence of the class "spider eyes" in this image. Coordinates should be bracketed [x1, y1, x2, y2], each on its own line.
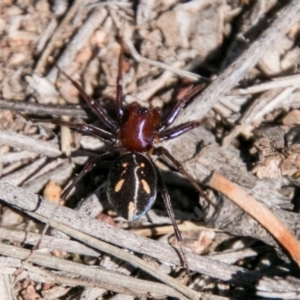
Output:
[137, 107, 148, 115]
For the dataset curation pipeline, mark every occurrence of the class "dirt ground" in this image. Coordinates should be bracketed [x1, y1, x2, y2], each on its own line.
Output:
[1, 0, 300, 299]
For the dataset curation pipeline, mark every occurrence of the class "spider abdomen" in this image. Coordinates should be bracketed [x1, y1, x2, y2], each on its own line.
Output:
[106, 152, 157, 221]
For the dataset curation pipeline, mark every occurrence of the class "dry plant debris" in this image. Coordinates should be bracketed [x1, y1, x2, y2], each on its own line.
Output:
[1, 0, 300, 299]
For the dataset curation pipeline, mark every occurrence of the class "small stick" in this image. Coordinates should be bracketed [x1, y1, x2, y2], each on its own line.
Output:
[125, 37, 202, 81]
[20, 216, 200, 300]
[175, 0, 300, 125]
[0, 131, 61, 158]
[0, 180, 257, 286]
[222, 86, 297, 146]
[34, 0, 89, 74]
[47, 5, 108, 81]
[0, 98, 88, 118]
[230, 73, 300, 95]
[130, 221, 219, 237]
[0, 243, 190, 299]
[206, 171, 300, 267]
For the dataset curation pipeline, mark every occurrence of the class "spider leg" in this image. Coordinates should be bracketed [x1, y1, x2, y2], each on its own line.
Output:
[158, 119, 206, 142]
[153, 146, 212, 207]
[33, 119, 116, 143]
[55, 64, 117, 130]
[159, 83, 205, 130]
[116, 38, 124, 119]
[18, 152, 117, 274]
[60, 152, 117, 201]
[154, 162, 191, 281]
[155, 165, 182, 241]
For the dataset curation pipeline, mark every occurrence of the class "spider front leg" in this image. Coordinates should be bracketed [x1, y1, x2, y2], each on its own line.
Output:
[159, 119, 206, 142]
[116, 38, 124, 119]
[159, 83, 205, 130]
[33, 119, 116, 143]
[56, 65, 117, 130]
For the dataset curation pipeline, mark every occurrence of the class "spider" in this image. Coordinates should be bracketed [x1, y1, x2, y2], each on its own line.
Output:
[37, 43, 206, 273]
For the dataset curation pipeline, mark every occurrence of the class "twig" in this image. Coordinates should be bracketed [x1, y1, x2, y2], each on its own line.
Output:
[0, 98, 88, 118]
[1, 157, 47, 186]
[0, 243, 190, 299]
[0, 274, 13, 300]
[34, 0, 91, 74]
[0, 131, 92, 162]
[209, 246, 272, 265]
[35, 218, 200, 299]
[48, 5, 108, 80]
[130, 221, 219, 237]
[0, 228, 99, 257]
[125, 37, 201, 81]
[174, 0, 300, 126]
[0, 180, 259, 287]
[231, 73, 300, 95]
[162, 126, 300, 253]
[133, 61, 185, 102]
[206, 171, 300, 267]
[222, 86, 297, 146]
[249, 86, 297, 122]
[88, 2, 132, 9]
[158, 1, 300, 251]
[1, 151, 39, 164]
[21, 161, 73, 193]
[0, 131, 61, 158]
